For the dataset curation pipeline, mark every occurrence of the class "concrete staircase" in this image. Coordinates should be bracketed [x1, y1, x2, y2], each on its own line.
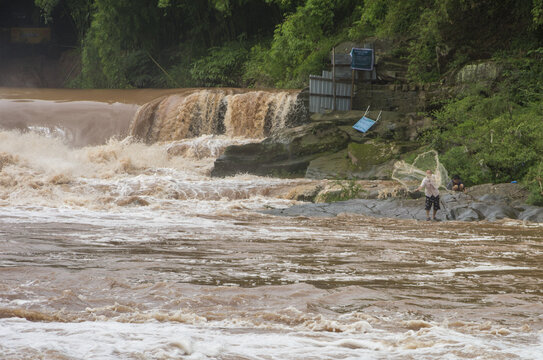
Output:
[375, 56, 409, 83]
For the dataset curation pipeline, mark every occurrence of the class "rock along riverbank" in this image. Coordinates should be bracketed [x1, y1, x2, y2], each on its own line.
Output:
[265, 183, 543, 223]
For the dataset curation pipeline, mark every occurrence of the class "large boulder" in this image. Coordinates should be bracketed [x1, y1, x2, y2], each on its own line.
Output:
[464, 183, 530, 206]
[441, 192, 520, 221]
[464, 202, 519, 221]
[305, 150, 352, 180]
[518, 206, 543, 222]
[449, 206, 484, 221]
[211, 121, 349, 177]
[305, 140, 418, 180]
[347, 141, 394, 168]
[455, 61, 501, 85]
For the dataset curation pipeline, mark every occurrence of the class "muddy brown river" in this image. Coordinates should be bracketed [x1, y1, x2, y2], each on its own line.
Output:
[0, 88, 542, 359]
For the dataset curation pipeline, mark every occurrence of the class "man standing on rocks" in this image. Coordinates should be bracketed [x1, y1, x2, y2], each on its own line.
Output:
[415, 169, 440, 221]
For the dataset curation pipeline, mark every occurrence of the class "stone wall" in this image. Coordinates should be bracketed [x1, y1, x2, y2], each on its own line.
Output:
[354, 84, 418, 113]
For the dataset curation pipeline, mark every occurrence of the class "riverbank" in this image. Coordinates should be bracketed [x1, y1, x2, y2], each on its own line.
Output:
[266, 182, 543, 223]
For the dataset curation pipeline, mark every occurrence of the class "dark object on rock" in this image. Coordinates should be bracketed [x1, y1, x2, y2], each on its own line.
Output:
[408, 190, 423, 199]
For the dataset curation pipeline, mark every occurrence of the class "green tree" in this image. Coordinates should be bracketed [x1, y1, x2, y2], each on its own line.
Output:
[35, 0, 93, 42]
[79, 0, 165, 87]
[190, 42, 249, 87]
[534, 0, 543, 26]
[245, 0, 356, 88]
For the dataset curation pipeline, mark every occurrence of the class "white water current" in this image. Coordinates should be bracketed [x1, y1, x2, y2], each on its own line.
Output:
[0, 90, 542, 359]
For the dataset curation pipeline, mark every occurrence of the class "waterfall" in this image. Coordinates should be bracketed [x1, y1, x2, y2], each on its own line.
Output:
[129, 89, 308, 143]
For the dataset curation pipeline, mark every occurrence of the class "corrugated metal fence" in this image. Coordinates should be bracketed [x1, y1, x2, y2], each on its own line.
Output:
[309, 70, 352, 113]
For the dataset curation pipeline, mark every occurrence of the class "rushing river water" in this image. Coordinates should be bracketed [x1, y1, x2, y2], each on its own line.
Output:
[0, 89, 542, 359]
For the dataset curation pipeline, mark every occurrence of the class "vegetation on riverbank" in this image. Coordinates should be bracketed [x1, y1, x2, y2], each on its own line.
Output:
[35, 0, 543, 203]
[424, 54, 543, 205]
[36, 0, 543, 88]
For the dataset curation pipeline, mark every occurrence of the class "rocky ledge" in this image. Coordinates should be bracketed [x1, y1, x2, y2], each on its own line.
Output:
[265, 183, 543, 223]
[209, 107, 542, 223]
[211, 119, 350, 177]
[211, 111, 425, 179]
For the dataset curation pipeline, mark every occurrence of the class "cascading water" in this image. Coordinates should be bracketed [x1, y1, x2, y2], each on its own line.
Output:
[0, 88, 310, 209]
[0, 98, 137, 147]
[129, 89, 307, 143]
[0, 88, 307, 147]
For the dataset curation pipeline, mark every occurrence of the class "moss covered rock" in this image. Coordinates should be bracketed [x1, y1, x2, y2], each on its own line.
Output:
[455, 61, 501, 84]
[347, 141, 394, 169]
[306, 140, 420, 180]
[305, 150, 352, 179]
[211, 121, 349, 177]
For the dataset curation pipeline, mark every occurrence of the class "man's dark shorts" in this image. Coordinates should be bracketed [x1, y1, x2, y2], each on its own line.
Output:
[425, 195, 440, 211]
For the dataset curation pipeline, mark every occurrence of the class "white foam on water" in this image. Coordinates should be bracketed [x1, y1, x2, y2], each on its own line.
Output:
[0, 130, 313, 216]
[1, 122, 542, 360]
[0, 318, 541, 360]
[433, 264, 534, 276]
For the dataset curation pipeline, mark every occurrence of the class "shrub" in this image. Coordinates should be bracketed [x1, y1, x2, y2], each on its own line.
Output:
[422, 57, 543, 188]
[525, 161, 543, 206]
[318, 180, 365, 203]
[243, 0, 356, 88]
[190, 43, 249, 87]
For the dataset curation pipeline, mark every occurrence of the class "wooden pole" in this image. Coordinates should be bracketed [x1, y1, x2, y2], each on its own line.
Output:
[332, 46, 336, 111]
[350, 69, 354, 111]
[146, 50, 181, 87]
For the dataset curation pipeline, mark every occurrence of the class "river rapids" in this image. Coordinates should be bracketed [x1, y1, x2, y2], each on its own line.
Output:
[0, 88, 542, 360]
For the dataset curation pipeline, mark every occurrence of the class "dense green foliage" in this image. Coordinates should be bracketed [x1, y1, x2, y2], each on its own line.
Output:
[190, 42, 248, 87]
[245, 0, 357, 88]
[421, 54, 543, 204]
[36, 0, 543, 88]
[349, 0, 543, 82]
[36, 0, 543, 201]
[38, 0, 290, 88]
[36, 0, 92, 41]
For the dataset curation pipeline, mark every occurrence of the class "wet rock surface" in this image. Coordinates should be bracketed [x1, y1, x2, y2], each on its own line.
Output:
[265, 183, 543, 223]
[212, 120, 349, 177]
[211, 108, 443, 180]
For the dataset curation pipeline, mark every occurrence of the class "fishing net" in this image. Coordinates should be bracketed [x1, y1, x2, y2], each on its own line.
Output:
[392, 150, 449, 191]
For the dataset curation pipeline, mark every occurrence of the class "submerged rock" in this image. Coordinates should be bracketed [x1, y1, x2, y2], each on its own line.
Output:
[264, 198, 427, 220]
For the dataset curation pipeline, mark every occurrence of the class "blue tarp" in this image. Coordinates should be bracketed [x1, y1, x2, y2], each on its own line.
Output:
[352, 116, 376, 133]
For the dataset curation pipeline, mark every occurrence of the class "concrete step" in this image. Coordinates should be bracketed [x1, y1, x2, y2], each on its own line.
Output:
[377, 69, 408, 82]
[377, 61, 408, 72]
[377, 56, 408, 67]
